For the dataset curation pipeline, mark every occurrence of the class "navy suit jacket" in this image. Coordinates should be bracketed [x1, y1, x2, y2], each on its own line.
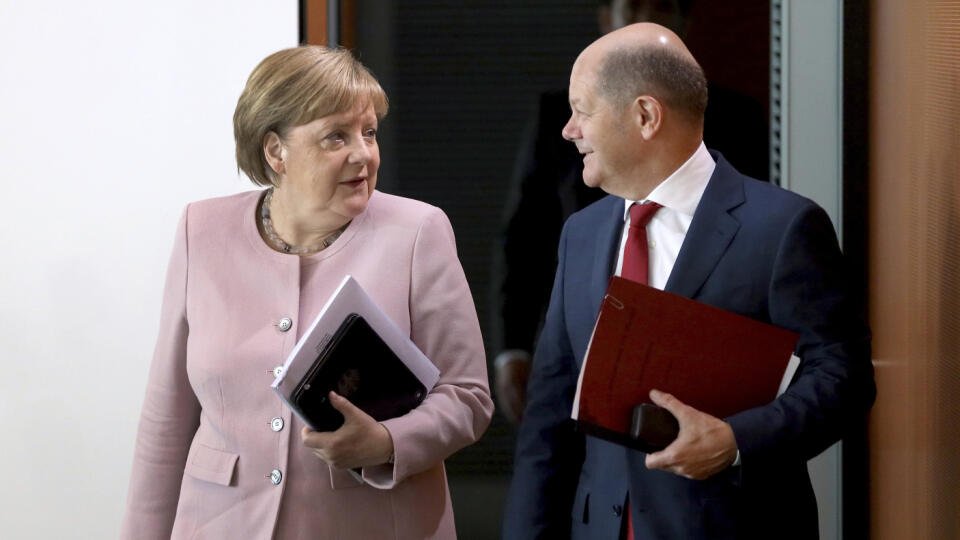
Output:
[503, 154, 875, 540]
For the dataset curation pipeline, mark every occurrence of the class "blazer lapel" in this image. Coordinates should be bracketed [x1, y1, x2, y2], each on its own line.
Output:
[665, 156, 745, 299]
[588, 196, 627, 316]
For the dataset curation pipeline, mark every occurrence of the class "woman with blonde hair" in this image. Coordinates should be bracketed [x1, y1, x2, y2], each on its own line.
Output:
[120, 46, 493, 539]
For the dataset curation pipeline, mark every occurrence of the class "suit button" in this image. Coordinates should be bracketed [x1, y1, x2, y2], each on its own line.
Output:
[612, 504, 623, 517]
[277, 317, 293, 332]
[270, 417, 284, 432]
[270, 469, 282, 485]
[273, 366, 284, 378]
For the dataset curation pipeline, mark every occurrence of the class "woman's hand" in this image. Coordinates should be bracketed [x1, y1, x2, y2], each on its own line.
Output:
[301, 391, 395, 470]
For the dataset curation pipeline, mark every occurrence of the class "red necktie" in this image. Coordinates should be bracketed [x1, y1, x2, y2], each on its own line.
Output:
[621, 201, 661, 540]
[621, 202, 662, 285]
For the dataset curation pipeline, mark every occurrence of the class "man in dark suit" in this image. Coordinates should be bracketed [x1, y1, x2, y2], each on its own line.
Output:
[503, 23, 875, 539]
[493, 0, 768, 426]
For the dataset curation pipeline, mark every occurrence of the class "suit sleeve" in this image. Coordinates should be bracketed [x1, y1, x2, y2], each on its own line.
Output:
[120, 207, 201, 539]
[502, 222, 586, 540]
[363, 208, 494, 488]
[726, 203, 875, 464]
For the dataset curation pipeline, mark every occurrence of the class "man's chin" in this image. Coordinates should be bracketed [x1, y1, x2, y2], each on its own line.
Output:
[584, 176, 625, 198]
[582, 172, 602, 189]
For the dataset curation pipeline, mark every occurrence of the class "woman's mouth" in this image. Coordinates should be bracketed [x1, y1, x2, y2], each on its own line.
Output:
[341, 176, 366, 187]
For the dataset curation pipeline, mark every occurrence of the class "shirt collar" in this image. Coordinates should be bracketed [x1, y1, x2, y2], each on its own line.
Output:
[622, 142, 716, 220]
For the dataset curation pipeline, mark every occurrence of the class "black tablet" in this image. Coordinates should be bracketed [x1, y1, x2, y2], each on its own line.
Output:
[291, 313, 428, 432]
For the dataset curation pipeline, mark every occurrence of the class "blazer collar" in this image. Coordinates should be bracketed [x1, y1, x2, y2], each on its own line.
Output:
[589, 196, 628, 315]
[664, 153, 745, 298]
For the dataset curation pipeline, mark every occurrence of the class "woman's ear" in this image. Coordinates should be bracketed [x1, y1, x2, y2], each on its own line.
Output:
[634, 95, 664, 140]
[263, 131, 286, 176]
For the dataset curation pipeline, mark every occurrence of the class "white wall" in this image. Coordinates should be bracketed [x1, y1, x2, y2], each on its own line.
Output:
[0, 2, 297, 537]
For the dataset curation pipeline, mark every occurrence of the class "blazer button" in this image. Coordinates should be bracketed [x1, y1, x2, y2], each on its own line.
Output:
[270, 417, 284, 432]
[612, 504, 623, 517]
[269, 469, 283, 485]
[277, 317, 293, 332]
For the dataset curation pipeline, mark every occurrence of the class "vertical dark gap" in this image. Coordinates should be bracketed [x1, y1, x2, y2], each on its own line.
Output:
[298, 0, 307, 45]
[841, 0, 871, 539]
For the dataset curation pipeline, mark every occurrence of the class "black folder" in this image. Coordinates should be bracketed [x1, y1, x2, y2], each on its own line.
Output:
[290, 313, 428, 432]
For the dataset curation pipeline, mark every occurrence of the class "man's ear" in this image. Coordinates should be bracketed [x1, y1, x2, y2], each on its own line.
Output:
[634, 95, 664, 140]
[263, 131, 286, 176]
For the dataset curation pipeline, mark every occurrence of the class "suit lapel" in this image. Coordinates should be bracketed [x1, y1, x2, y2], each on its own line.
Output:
[588, 196, 626, 316]
[664, 156, 745, 299]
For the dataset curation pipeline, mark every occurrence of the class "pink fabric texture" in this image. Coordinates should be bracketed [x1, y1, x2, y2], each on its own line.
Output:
[120, 190, 493, 539]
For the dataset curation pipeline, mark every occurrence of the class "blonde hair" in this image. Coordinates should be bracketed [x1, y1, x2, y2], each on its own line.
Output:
[233, 46, 389, 187]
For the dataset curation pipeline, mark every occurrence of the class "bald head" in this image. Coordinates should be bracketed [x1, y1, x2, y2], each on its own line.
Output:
[564, 23, 707, 198]
[576, 23, 707, 125]
[590, 22, 695, 62]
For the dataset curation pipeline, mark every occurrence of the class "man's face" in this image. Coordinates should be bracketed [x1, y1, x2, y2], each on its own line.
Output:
[562, 56, 642, 196]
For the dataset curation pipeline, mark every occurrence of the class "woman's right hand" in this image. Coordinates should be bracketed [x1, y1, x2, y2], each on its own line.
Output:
[301, 391, 395, 469]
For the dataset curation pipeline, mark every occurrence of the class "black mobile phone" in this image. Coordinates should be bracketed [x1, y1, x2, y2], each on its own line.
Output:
[629, 403, 680, 452]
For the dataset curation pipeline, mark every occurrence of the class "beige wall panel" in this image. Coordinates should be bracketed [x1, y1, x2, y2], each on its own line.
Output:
[869, 1, 960, 538]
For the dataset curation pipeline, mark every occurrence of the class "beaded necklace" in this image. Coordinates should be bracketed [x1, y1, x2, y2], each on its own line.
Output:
[260, 188, 347, 255]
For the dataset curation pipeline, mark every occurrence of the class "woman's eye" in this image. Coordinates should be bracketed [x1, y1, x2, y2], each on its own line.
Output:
[363, 128, 377, 139]
[321, 132, 346, 149]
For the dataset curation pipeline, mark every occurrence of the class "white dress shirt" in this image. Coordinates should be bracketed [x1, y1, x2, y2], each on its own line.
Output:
[614, 142, 715, 288]
[612, 143, 741, 466]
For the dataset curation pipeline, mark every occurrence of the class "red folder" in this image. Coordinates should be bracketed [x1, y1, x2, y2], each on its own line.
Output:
[572, 276, 799, 448]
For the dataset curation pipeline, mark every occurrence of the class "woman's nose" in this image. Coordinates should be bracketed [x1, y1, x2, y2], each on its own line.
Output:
[348, 138, 372, 164]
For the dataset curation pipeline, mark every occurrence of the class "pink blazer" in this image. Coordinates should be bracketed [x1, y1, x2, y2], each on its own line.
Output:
[120, 190, 493, 539]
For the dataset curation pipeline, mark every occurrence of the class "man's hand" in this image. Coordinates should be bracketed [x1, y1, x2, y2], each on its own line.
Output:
[644, 389, 738, 480]
[494, 350, 532, 425]
[301, 391, 394, 470]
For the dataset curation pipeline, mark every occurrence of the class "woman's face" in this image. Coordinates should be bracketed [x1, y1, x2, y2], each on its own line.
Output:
[277, 104, 380, 221]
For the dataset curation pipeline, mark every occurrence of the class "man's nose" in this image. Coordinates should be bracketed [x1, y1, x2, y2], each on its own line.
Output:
[561, 116, 579, 141]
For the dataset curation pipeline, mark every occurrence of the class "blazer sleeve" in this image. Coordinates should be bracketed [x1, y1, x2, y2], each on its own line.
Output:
[120, 207, 201, 539]
[502, 222, 585, 540]
[362, 207, 494, 488]
[726, 202, 875, 464]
